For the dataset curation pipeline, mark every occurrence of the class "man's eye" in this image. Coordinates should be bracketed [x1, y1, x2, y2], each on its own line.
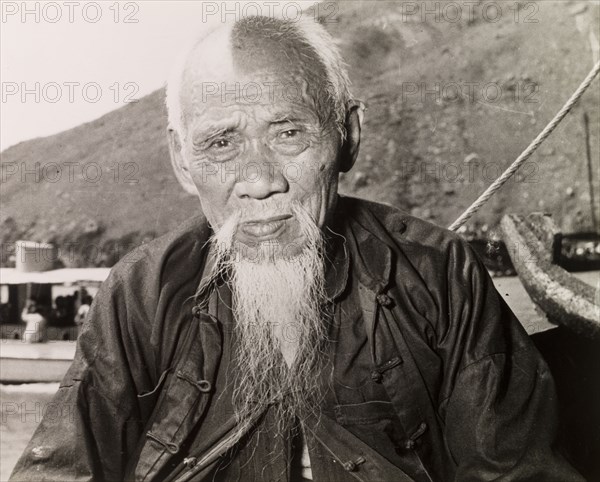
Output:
[210, 139, 231, 149]
[196, 137, 240, 162]
[271, 128, 310, 156]
[279, 129, 299, 139]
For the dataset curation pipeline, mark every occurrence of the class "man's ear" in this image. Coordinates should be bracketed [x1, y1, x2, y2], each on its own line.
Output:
[339, 100, 365, 173]
[167, 127, 197, 195]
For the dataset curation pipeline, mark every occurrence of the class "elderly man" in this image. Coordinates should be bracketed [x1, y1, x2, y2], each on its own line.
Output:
[12, 15, 582, 482]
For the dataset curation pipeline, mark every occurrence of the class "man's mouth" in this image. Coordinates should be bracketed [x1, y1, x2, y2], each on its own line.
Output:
[239, 214, 292, 239]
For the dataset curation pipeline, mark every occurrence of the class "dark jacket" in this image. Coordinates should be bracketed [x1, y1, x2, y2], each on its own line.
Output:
[10, 196, 582, 481]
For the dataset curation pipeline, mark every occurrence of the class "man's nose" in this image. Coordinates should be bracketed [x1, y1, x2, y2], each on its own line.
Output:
[234, 147, 289, 200]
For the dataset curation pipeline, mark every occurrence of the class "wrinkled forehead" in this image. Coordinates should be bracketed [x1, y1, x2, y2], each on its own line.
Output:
[179, 18, 330, 124]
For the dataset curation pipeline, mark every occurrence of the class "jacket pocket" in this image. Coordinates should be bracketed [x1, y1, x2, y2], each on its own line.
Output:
[333, 400, 417, 474]
[333, 400, 398, 425]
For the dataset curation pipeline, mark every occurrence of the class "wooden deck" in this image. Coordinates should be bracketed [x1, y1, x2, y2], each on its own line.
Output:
[0, 340, 76, 383]
[498, 270, 598, 334]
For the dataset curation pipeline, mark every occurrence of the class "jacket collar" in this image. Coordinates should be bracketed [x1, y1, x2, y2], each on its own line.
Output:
[336, 196, 394, 295]
[323, 222, 350, 301]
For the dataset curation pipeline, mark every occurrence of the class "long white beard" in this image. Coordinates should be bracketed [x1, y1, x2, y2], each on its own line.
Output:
[210, 202, 328, 435]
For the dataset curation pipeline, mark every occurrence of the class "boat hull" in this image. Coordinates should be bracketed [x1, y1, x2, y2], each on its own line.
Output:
[501, 213, 600, 338]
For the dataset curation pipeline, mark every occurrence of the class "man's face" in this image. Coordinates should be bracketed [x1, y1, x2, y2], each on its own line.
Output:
[177, 34, 342, 258]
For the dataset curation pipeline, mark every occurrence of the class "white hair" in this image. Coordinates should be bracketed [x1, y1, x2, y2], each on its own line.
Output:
[165, 14, 353, 142]
[209, 201, 329, 437]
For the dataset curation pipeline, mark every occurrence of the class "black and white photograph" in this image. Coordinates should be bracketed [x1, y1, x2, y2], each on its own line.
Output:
[1, 1, 599, 480]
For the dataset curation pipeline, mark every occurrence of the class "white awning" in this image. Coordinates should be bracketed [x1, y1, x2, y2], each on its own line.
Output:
[0, 267, 111, 285]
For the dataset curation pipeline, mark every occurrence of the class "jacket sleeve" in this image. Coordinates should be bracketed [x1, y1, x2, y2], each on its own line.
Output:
[439, 240, 583, 481]
[10, 270, 149, 482]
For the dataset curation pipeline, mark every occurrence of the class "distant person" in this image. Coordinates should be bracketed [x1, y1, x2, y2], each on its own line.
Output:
[71, 290, 80, 312]
[51, 296, 68, 327]
[64, 294, 76, 324]
[21, 299, 47, 343]
[75, 295, 92, 325]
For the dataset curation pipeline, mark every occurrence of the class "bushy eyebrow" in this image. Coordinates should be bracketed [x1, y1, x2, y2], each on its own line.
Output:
[269, 111, 319, 127]
[192, 122, 239, 144]
[270, 115, 302, 125]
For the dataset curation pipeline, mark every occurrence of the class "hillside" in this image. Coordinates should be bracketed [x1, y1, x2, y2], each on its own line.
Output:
[1, 0, 598, 267]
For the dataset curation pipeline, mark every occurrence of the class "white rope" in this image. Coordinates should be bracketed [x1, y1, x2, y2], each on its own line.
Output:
[449, 61, 600, 232]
